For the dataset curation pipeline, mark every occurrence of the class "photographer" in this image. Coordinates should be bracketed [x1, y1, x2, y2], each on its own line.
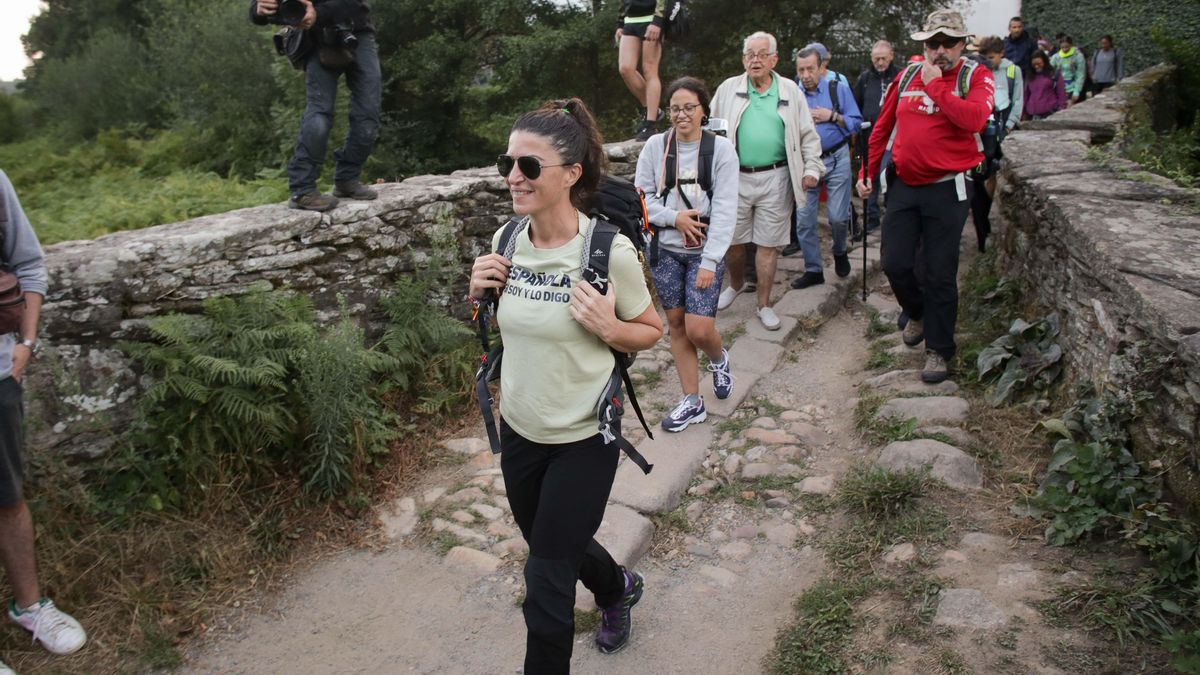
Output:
[250, 0, 381, 212]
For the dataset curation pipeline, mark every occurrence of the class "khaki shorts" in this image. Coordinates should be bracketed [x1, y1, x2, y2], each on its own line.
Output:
[733, 166, 794, 247]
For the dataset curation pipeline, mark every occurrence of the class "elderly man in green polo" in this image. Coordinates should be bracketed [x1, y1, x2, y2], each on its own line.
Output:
[712, 30, 824, 330]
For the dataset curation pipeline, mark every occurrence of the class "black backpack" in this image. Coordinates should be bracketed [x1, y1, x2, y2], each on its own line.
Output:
[652, 128, 716, 263]
[474, 179, 657, 474]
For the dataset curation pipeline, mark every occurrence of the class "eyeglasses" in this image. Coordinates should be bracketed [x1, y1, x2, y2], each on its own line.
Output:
[924, 36, 962, 50]
[743, 51, 776, 62]
[496, 154, 568, 180]
[669, 103, 702, 117]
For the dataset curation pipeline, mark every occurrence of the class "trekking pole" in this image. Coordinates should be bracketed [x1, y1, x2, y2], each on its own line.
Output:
[861, 193, 869, 301]
[864, 120, 873, 299]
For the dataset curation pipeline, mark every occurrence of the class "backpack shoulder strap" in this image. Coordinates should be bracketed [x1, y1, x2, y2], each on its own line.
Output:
[583, 217, 618, 280]
[828, 78, 840, 116]
[897, 62, 923, 94]
[659, 129, 679, 198]
[496, 216, 526, 261]
[885, 63, 925, 152]
[1006, 63, 1016, 100]
[955, 58, 977, 98]
[583, 217, 656, 464]
[475, 215, 527, 455]
[697, 130, 716, 201]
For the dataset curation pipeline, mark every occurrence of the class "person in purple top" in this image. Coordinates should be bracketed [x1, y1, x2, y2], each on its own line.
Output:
[1023, 50, 1067, 120]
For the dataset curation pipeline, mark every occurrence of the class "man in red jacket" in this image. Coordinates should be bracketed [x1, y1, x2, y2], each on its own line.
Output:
[857, 9, 994, 384]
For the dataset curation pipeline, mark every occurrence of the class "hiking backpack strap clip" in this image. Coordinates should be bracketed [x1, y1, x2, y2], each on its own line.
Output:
[474, 217, 527, 454]
[582, 218, 655, 475]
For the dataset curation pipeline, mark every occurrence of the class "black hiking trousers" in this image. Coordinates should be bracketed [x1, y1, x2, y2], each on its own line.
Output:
[500, 419, 626, 675]
[881, 175, 973, 360]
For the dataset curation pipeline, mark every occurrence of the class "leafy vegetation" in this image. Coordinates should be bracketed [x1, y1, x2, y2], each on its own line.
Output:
[1022, 0, 1200, 77]
[115, 277, 472, 510]
[12, 276, 475, 670]
[976, 314, 1064, 406]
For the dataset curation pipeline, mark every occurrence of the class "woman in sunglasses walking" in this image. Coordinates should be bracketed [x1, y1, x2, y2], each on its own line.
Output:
[469, 98, 662, 674]
[634, 76, 738, 432]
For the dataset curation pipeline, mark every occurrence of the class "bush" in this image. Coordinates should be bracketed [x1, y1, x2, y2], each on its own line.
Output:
[976, 314, 1064, 406]
[114, 272, 476, 513]
[25, 29, 159, 138]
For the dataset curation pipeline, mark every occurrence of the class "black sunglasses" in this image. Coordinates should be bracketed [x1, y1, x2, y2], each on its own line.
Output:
[924, 36, 963, 50]
[496, 154, 568, 180]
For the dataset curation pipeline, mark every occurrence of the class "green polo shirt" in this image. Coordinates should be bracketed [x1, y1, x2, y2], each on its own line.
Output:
[736, 75, 787, 168]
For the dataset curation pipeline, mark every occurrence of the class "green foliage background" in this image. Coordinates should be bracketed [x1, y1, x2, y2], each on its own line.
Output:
[5, 0, 945, 243]
[1021, 0, 1200, 76]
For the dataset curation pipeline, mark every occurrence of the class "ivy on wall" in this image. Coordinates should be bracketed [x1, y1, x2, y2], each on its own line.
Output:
[1021, 0, 1200, 75]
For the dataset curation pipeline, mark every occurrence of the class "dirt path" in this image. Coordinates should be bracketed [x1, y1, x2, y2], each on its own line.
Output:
[184, 270, 877, 674]
[184, 227, 1158, 673]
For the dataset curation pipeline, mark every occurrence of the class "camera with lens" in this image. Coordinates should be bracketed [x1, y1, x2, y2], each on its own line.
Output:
[267, 0, 307, 26]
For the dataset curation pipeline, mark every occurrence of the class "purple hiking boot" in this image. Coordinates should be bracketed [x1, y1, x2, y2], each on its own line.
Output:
[595, 567, 644, 655]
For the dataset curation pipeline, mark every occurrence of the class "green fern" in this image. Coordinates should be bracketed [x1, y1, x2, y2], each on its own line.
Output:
[376, 274, 473, 392]
[296, 314, 396, 498]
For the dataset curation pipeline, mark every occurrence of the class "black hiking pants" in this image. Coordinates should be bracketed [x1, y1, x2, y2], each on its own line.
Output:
[881, 175, 973, 360]
[500, 419, 625, 675]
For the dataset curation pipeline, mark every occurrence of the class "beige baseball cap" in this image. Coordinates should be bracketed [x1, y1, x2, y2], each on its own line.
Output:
[911, 9, 973, 41]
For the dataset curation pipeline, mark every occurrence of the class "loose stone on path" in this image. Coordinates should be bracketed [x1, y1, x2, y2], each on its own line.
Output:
[877, 439, 982, 490]
[444, 546, 502, 575]
[441, 437, 489, 455]
[875, 396, 970, 425]
[797, 476, 834, 495]
[933, 588, 1008, 629]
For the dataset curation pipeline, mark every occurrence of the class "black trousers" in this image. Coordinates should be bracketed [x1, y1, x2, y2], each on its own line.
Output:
[500, 420, 625, 675]
[0, 377, 25, 508]
[881, 175, 972, 359]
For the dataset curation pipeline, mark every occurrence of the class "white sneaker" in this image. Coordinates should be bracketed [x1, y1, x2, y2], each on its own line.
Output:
[716, 285, 743, 310]
[757, 306, 781, 331]
[9, 599, 87, 655]
[0, 658, 14, 675]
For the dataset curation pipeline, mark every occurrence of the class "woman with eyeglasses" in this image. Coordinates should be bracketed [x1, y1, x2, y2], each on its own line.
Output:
[468, 98, 663, 673]
[633, 76, 738, 432]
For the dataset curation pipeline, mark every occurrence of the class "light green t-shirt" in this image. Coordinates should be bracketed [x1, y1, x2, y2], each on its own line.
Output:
[492, 211, 653, 445]
[736, 75, 787, 168]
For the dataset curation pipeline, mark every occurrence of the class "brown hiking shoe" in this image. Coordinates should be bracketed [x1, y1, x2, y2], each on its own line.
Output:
[902, 317, 924, 347]
[333, 181, 378, 200]
[288, 191, 339, 212]
[921, 350, 950, 383]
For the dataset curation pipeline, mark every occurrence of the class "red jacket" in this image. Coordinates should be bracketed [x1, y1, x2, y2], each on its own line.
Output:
[863, 59, 995, 186]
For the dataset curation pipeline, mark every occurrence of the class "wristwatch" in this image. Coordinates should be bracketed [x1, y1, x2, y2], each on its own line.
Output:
[16, 338, 40, 357]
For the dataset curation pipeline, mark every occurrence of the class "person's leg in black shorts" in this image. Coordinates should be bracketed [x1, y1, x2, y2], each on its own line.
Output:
[500, 421, 626, 674]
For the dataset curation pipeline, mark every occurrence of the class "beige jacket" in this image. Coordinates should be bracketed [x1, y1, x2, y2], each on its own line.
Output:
[711, 71, 825, 207]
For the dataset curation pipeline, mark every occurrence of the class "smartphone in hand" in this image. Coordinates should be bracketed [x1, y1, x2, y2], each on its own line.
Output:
[684, 215, 709, 249]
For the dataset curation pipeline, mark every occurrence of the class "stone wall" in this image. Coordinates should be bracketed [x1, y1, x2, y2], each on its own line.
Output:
[25, 139, 645, 460]
[994, 64, 1200, 509]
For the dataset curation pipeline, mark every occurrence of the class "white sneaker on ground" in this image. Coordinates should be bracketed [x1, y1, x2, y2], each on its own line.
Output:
[9, 599, 87, 655]
[757, 306, 781, 331]
[716, 285, 743, 311]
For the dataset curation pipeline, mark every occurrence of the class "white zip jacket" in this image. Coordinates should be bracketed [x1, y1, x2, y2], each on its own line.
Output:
[711, 71, 825, 207]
